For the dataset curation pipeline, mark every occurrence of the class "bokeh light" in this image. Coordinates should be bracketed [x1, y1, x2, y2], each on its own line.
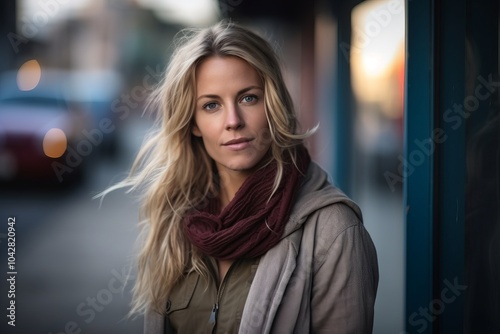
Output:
[16, 59, 42, 91]
[43, 128, 68, 158]
[351, 0, 405, 119]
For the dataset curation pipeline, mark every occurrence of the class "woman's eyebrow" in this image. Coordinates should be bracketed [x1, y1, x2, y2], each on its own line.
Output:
[236, 85, 263, 95]
[196, 85, 263, 100]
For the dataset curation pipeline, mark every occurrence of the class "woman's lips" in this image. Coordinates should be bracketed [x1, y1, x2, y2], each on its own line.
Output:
[222, 138, 254, 150]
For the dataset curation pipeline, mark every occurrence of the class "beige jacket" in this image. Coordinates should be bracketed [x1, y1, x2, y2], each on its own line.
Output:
[144, 162, 379, 333]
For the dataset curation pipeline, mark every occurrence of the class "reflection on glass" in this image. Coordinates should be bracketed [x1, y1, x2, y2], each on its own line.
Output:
[465, 88, 500, 333]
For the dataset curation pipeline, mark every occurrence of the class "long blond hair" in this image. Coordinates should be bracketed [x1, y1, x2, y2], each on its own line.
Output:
[103, 21, 314, 316]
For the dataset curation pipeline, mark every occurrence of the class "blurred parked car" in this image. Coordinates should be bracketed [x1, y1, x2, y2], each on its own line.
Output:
[0, 70, 94, 185]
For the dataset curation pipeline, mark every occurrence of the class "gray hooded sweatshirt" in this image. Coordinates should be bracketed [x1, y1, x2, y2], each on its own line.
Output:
[144, 162, 379, 333]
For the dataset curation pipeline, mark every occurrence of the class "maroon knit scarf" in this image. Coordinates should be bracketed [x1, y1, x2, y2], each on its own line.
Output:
[184, 147, 310, 260]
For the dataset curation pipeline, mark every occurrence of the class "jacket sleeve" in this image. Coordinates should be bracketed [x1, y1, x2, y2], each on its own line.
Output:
[311, 204, 379, 334]
[143, 309, 164, 334]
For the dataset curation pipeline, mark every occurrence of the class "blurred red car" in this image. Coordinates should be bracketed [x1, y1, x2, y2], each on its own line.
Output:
[0, 71, 92, 185]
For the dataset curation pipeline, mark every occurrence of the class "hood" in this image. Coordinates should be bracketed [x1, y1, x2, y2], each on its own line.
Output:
[282, 162, 363, 239]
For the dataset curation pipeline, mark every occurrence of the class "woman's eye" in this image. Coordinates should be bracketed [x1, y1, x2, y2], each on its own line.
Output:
[203, 102, 219, 111]
[241, 95, 257, 104]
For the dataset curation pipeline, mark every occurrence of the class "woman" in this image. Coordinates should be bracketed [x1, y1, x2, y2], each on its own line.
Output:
[106, 21, 378, 333]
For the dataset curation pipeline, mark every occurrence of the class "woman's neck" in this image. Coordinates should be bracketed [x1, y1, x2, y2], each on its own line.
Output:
[217, 169, 249, 210]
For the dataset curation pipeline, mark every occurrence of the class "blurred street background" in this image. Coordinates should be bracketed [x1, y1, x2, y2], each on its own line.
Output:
[0, 114, 150, 333]
[0, 0, 405, 333]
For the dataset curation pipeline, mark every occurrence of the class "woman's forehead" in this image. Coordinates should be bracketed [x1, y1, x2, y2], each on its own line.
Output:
[195, 56, 262, 95]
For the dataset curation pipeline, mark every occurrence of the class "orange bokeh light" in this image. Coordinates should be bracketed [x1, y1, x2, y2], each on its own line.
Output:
[43, 128, 68, 158]
[17, 59, 42, 91]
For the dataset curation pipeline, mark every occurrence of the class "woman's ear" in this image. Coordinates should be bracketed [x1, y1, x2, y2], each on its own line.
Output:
[191, 123, 202, 137]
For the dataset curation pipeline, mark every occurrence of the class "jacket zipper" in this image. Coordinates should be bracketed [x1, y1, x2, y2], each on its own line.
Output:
[208, 259, 239, 331]
[209, 303, 219, 324]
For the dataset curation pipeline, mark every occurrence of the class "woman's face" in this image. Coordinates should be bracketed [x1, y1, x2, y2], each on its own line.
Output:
[192, 56, 271, 178]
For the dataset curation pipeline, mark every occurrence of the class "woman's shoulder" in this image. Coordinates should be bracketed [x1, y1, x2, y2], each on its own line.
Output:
[301, 194, 376, 275]
[311, 201, 364, 246]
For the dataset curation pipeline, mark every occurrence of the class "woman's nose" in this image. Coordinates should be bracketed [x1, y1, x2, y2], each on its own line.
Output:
[224, 104, 244, 130]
